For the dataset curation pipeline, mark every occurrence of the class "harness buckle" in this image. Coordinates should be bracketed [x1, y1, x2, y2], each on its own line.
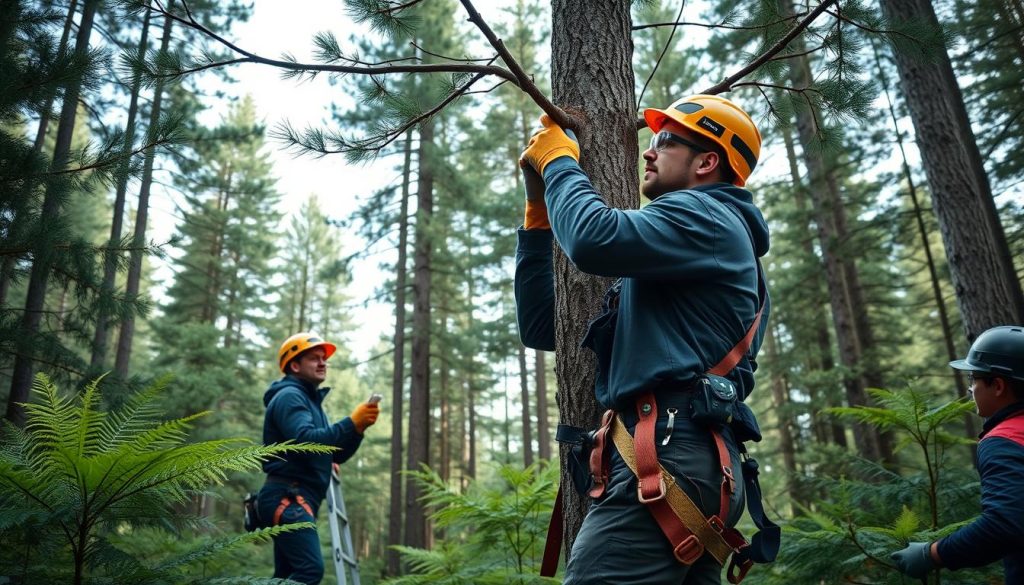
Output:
[637, 475, 667, 503]
[722, 465, 736, 494]
[672, 534, 704, 565]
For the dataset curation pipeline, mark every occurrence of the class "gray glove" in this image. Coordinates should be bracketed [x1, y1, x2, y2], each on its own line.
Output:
[890, 542, 934, 579]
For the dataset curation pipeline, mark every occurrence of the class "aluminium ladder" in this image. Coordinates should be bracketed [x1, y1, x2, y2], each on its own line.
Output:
[326, 464, 361, 585]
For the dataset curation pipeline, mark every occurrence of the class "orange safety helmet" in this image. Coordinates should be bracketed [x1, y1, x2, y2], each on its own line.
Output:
[643, 95, 762, 187]
[277, 332, 337, 373]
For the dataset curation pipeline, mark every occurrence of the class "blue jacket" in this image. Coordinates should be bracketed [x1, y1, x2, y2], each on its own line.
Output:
[515, 157, 770, 411]
[938, 402, 1024, 581]
[262, 374, 363, 498]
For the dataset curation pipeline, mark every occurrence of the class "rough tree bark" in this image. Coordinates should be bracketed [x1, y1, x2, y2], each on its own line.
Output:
[879, 0, 1024, 341]
[550, 0, 638, 553]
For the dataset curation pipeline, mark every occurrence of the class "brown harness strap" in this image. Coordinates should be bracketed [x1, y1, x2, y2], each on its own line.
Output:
[610, 415, 735, 565]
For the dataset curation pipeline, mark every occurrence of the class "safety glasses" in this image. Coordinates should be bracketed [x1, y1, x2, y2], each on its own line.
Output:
[649, 130, 709, 153]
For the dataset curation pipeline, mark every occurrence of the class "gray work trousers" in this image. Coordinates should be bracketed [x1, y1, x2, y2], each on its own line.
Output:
[563, 392, 746, 585]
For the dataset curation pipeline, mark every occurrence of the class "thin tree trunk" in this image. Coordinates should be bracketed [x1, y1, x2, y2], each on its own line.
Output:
[535, 349, 552, 460]
[113, 0, 175, 379]
[518, 343, 533, 467]
[551, 0, 637, 552]
[6, 0, 100, 426]
[766, 326, 800, 515]
[1, 0, 81, 308]
[439, 358, 450, 483]
[386, 129, 413, 577]
[780, 124, 847, 448]
[880, 0, 1024, 341]
[404, 118, 435, 552]
[90, 1, 153, 369]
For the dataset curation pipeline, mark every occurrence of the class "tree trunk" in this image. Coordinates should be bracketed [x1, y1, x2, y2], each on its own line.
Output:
[766, 326, 800, 514]
[439, 358, 450, 483]
[780, 125, 847, 448]
[879, 0, 1024, 341]
[386, 129, 412, 577]
[90, 1, 152, 369]
[535, 349, 552, 460]
[113, 0, 175, 379]
[518, 343, 534, 467]
[871, 39, 979, 451]
[404, 118, 435, 552]
[550, 0, 637, 552]
[6, 0, 100, 426]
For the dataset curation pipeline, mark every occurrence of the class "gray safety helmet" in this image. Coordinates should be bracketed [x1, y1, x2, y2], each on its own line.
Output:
[950, 325, 1024, 381]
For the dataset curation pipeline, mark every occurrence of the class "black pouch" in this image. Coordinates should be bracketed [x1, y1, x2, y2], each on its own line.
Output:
[557, 424, 594, 496]
[691, 373, 738, 428]
[730, 401, 762, 443]
[243, 492, 260, 532]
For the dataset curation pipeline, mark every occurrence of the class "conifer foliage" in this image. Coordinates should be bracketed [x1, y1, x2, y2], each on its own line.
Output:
[0, 373, 331, 584]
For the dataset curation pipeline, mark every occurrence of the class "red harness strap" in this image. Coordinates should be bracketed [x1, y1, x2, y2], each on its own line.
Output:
[588, 410, 615, 498]
[272, 493, 313, 526]
[540, 485, 565, 577]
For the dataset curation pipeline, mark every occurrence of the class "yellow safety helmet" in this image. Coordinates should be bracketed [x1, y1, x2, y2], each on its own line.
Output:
[277, 332, 337, 373]
[643, 94, 762, 187]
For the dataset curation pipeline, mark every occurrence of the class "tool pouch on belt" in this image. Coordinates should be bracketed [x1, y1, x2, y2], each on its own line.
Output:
[691, 373, 738, 428]
[556, 424, 595, 496]
[243, 492, 260, 532]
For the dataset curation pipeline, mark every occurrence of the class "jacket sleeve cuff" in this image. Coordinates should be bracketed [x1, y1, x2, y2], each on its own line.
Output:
[517, 225, 554, 248]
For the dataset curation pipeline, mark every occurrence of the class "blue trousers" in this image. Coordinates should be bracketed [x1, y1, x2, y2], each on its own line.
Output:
[563, 392, 746, 585]
[258, 481, 324, 585]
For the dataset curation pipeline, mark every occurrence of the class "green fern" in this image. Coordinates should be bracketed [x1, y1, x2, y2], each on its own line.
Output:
[0, 373, 332, 585]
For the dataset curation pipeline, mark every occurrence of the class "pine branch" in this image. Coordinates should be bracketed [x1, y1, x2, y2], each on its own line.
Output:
[456, 0, 577, 130]
[702, 0, 840, 94]
[632, 12, 807, 32]
[142, 0, 520, 85]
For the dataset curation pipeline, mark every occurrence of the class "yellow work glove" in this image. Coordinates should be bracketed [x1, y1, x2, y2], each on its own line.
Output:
[350, 402, 379, 434]
[520, 114, 579, 176]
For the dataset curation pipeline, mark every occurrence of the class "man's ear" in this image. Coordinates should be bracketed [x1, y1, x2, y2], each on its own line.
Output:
[993, 376, 1009, 398]
[695, 151, 721, 178]
[287, 360, 298, 374]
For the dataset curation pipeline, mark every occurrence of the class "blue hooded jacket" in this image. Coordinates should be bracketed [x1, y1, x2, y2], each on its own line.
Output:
[515, 156, 770, 411]
[262, 374, 363, 499]
[937, 402, 1024, 581]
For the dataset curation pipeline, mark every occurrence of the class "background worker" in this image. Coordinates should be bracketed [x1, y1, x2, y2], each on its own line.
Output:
[258, 332, 380, 585]
[516, 95, 770, 584]
[891, 325, 1024, 582]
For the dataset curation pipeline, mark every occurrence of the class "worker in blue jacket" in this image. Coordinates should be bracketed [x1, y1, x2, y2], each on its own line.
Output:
[892, 325, 1024, 583]
[258, 332, 380, 585]
[517, 95, 770, 584]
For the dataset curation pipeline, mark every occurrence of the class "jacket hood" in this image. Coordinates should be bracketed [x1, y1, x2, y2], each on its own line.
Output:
[263, 375, 321, 407]
[695, 183, 770, 257]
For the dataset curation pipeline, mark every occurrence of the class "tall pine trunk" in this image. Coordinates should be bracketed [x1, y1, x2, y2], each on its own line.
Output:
[114, 0, 175, 378]
[872, 39, 978, 448]
[90, 1, 153, 369]
[766, 326, 800, 514]
[6, 0, 100, 426]
[780, 125, 847, 448]
[879, 0, 1024, 340]
[550, 0, 637, 552]
[404, 118, 435, 552]
[386, 129, 413, 577]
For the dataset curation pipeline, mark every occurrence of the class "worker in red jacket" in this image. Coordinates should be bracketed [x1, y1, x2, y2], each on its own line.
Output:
[892, 325, 1024, 582]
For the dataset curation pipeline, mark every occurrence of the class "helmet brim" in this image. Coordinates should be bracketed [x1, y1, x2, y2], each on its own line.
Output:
[949, 358, 989, 372]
